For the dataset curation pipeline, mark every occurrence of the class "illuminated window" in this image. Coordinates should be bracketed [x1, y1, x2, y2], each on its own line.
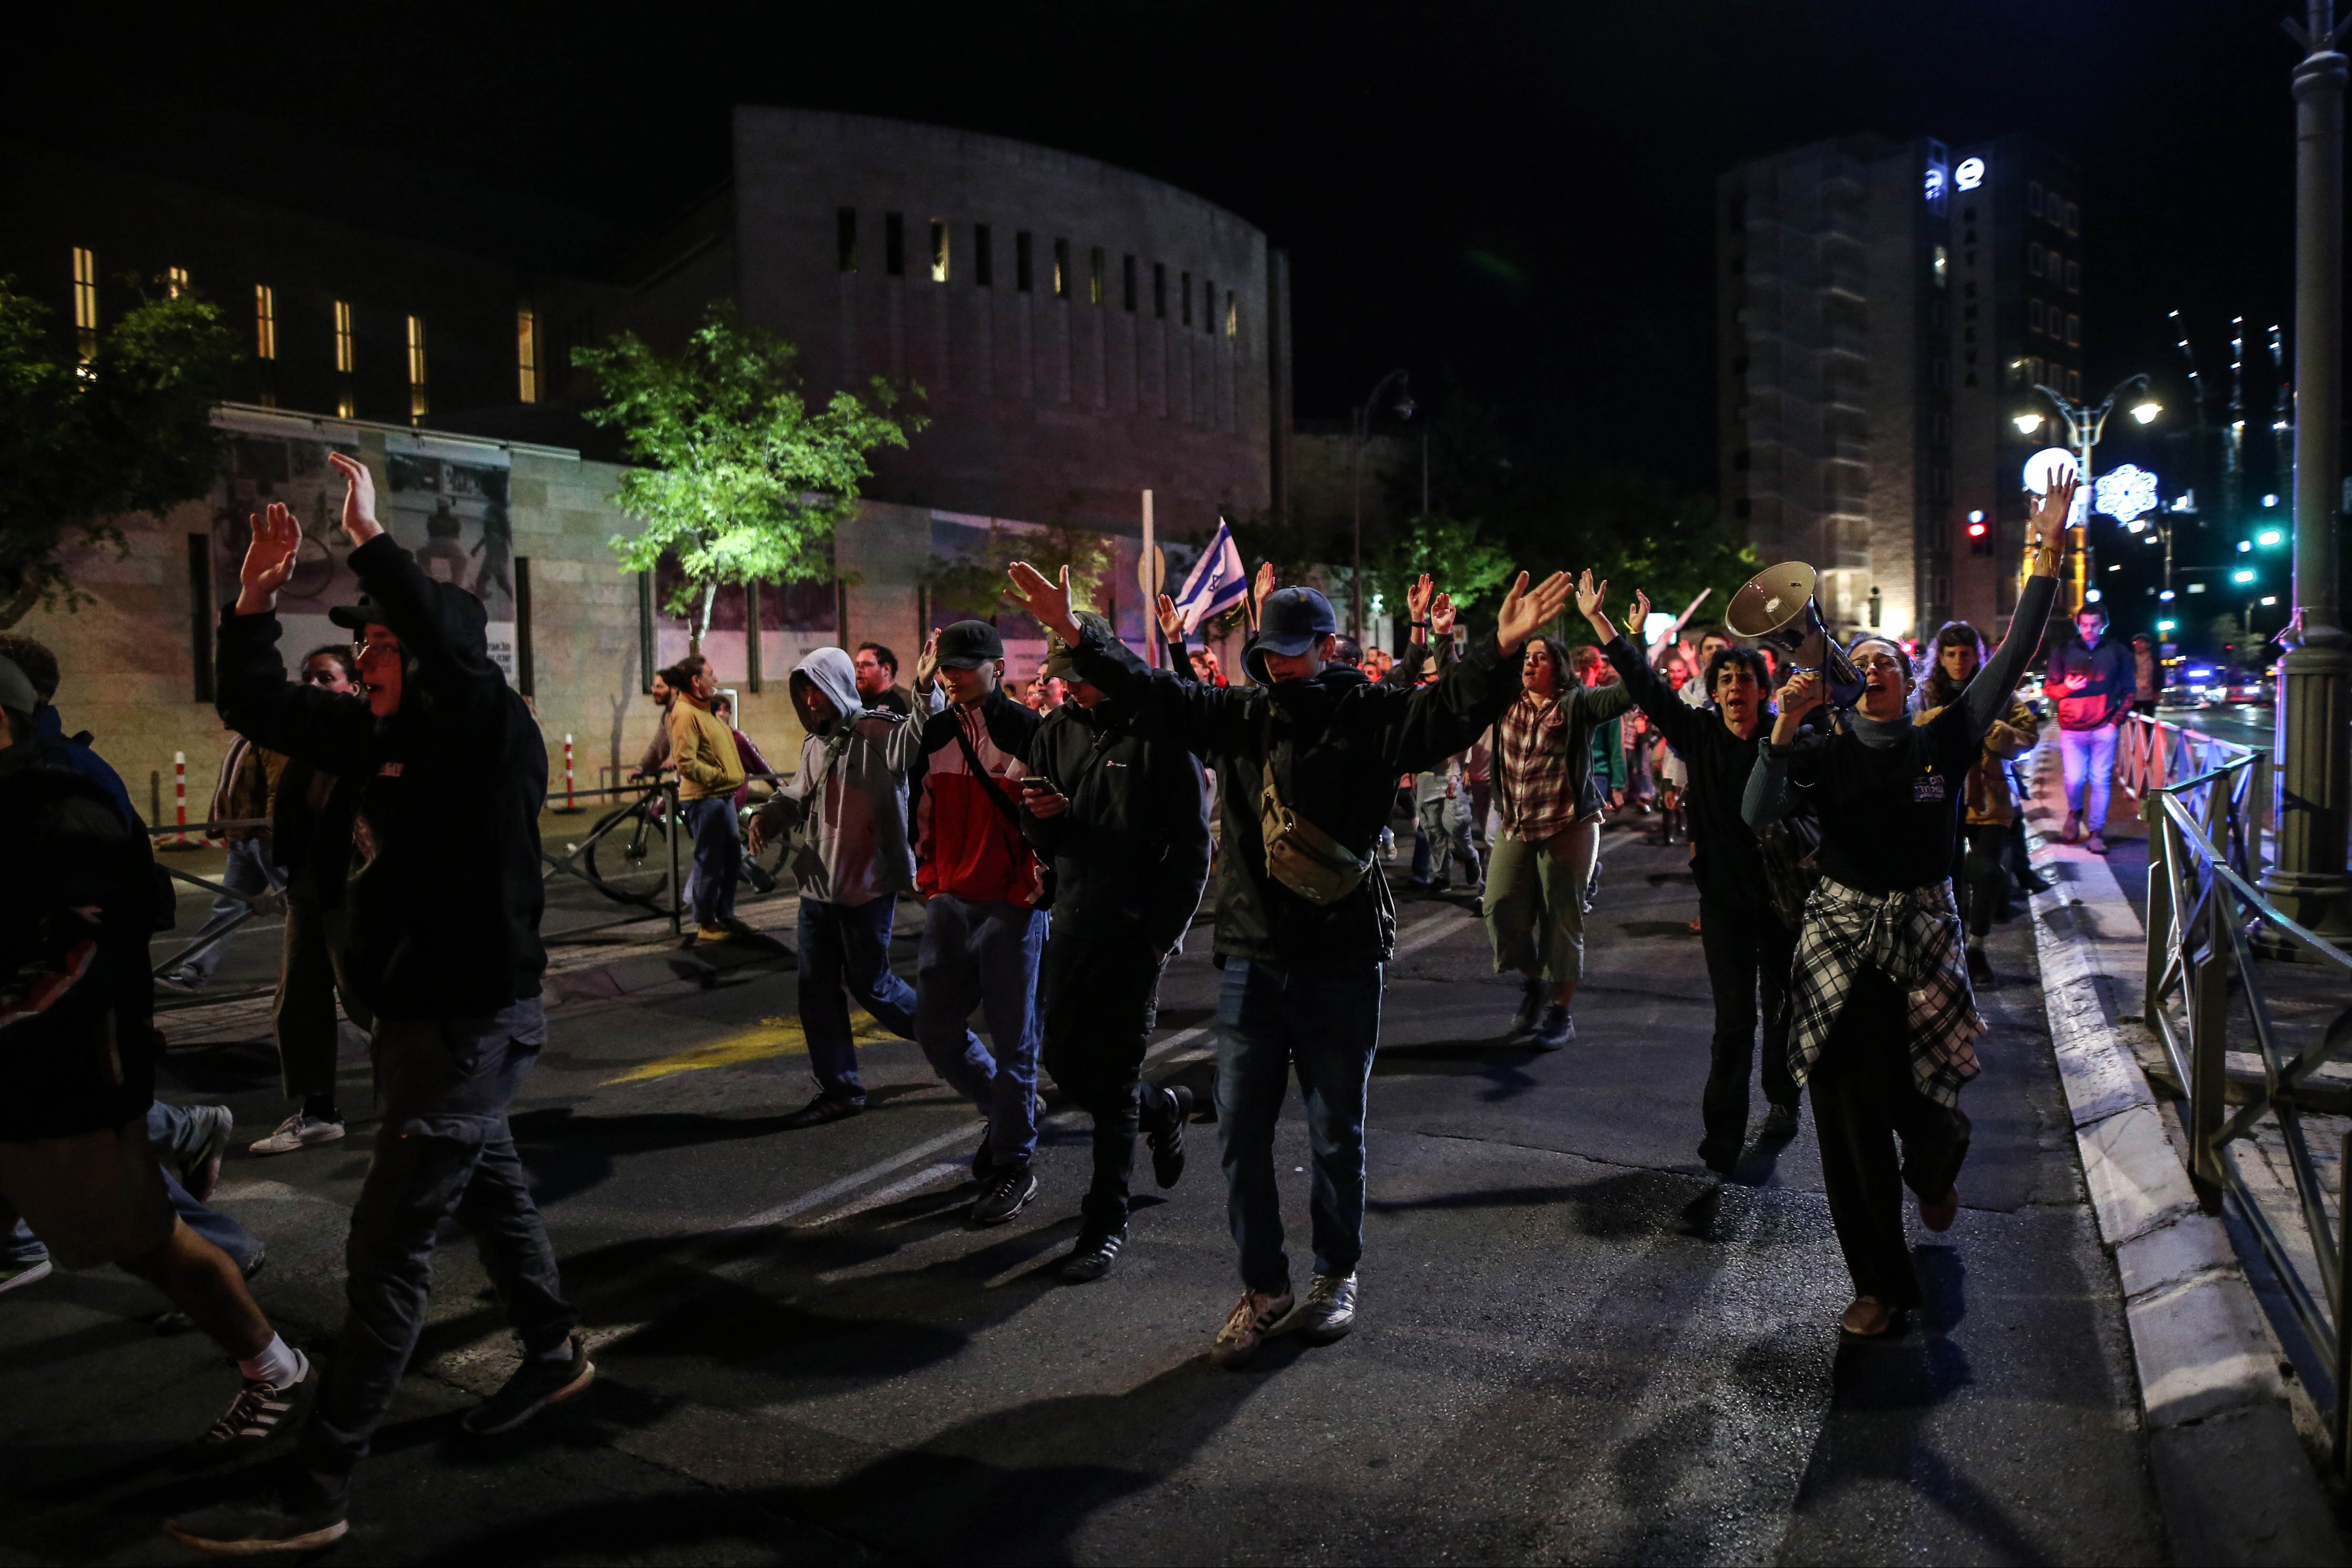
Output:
[333, 300, 354, 374]
[930, 220, 949, 283]
[71, 246, 97, 360]
[516, 308, 539, 403]
[1052, 239, 1070, 300]
[1226, 291, 1237, 338]
[254, 284, 277, 359]
[884, 212, 905, 277]
[836, 208, 858, 272]
[1016, 232, 1033, 293]
[337, 390, 355, 419]
[1153, 262, 1166, 319]
[974, 224, 993, 286]
[166, 266, 189, 298]
[405, 314, 428, 421]
[1089, 246, 1104, 305]
[1122, 254, 1137, 312]
[1181, 271, 1192, 327]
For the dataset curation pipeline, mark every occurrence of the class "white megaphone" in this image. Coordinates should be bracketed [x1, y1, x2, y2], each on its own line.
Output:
[1726, 562, 1864, 707]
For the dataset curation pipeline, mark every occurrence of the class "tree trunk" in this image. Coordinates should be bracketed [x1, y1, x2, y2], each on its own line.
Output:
[689, 577, 718, 657]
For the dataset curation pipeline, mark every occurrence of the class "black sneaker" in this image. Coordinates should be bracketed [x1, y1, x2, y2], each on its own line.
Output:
[1147, 1085, 1192, 1189]
[1966, 946, 1995, 987]
[1697, 1136, 1741, 1175]
[164, 1475, 349, 1555]
[1531, 1005, 1575, 1050]
[193, 1352, 314, 1455]
[971, 1129, 995, 1183]
[971, 1162, 1038, 1224]
[1510, 976, 1545, 1037]
[461, 1334, 596, 1436]
[777, 1093, 863, 1131]
[1061, 1232, 1125, 1283]
[1760, 1102, 1800, 1140]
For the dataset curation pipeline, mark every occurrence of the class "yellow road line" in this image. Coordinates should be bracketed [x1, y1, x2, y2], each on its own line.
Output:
[602, 1014, 897, 1086]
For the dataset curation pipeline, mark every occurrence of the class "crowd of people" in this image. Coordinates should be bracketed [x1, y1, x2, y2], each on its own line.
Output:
[0, 448, 2105, 1550]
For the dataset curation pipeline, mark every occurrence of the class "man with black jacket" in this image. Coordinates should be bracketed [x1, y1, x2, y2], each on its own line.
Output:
[168, 455, 586, 1555]
[1008, 560, 1568, 1369]
[1020, 612, 1212, 1282]
[1582, 577, 1802, 1173]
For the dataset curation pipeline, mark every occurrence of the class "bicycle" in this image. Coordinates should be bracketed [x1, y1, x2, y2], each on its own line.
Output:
[553, 778, 676, 909]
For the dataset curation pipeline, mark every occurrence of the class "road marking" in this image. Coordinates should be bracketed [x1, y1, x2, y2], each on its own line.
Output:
[804, 1160, 969, 1230]
[603, 1013, 896, 1086]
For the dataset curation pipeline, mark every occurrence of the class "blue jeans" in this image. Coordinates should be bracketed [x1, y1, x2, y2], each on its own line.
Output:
[914, 894, 1045, 1166]
[798, 896, 919, 1101]
[683, 796, 740, 926]
[2060, 722, 2120, 830]
[172, 839, 285, 982]
[1214, 956, 1385, 1295]
[6, 1102, 262, 1272]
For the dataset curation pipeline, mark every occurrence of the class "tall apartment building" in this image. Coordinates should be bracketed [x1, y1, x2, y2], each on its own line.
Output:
[1717, 132, 2082, 642]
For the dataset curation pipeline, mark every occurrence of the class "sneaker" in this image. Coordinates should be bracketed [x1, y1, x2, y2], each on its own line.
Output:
[718, 916, 761, 938]
[2084, 831, 2109, 855]
[696, 924, 732, 945]
[777, 1093, 863, 1131]
[1061, 1232, 1125, 1283]
[1697, 1136, 1741, 1175]
[462, 1333, 596, 1435]
[2017, 868, 2056, 895]
[0, 1256, 52, 1295]
[971, 1129, 996, 1184]
[195, 1352, 314, 1453]
[249, 1112, 345, 1158]
[1531, 1004, 1575, 1050]
[164, 1476, 349, 1555]
[2060, 810, 2081, 845]
[1281, 1272, 1358, 1345]
[155, 968, 206, 996]
[182, 1104, 236, 1201]
[1918, 1185, 1959, 1234]
[972, 1162, 1038, 1224]
[1510, 976, 1545, 1037]
[1966, 946, 1995, 987]
[1760, 1103, 1800, 1140]
[1208, 1288, 1296, 1370]
[1147, 1085, 1192, 1189]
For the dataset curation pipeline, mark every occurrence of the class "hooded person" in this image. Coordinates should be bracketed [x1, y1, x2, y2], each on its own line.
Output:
[168, 455, 587, 1556]
[747, 647, 945, 1127]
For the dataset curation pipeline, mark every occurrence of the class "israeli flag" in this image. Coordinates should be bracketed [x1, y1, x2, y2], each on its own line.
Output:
[1171, 518, 1247, 635]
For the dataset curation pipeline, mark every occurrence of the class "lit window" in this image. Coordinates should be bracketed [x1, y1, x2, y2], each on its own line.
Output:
[255, 284, 277, 360]
[406, 314, 428, 421]
[337, 390, 355, 419]
[930, 220, 949, 283]
[333, 300, 354, 374]
[837, 208, 858, 273]
[1181, 271, 1192, 327]
[1226, 291, 1237, 339]
[1016, 231, 1033, 293]
[1053, 238, 1070, 299]
[1153, 262, 1166, 319]
[1089, 246, 1104, 305]
[1123, 254, 1137, 312]
[71, 246, 97, 360]
[517, 308, 539, 403]
[884, 212, 905, 277]
[166, 265, 189, 298]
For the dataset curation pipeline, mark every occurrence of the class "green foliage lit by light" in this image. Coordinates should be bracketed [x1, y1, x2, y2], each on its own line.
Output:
[573, 302, 925, 641]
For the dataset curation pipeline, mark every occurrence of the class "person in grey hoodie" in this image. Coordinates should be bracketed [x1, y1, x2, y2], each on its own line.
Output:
[748, 647, 941, 1127]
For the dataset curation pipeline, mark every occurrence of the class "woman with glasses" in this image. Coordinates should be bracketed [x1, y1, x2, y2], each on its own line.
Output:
[1742, 478, 2071, 1338]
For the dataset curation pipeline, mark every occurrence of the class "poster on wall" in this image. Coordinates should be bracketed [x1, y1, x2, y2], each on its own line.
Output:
[383, 439, 518, 683]
[209, 415, 363, 668]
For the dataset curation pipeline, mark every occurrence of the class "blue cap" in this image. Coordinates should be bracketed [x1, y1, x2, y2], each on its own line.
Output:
[1243, 587, 1338, 683]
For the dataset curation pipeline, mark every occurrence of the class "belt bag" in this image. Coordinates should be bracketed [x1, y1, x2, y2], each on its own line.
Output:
[1257, 714, 1370, 905]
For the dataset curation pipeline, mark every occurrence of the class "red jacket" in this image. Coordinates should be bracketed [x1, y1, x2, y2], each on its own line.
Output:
[911, 690, 1044, 906]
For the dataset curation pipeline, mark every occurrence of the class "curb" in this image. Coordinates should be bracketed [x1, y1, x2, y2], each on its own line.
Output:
[2024, 749, 2344, 1565]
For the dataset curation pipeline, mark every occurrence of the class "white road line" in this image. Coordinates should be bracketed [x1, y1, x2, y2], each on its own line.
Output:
[804, 1160, 969, 1230]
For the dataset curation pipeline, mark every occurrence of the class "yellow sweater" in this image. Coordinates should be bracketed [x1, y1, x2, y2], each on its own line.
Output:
[668, 696, 746, 800]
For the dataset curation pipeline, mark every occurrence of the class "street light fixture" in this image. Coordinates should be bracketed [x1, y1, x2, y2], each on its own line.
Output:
[2030, 371, 2159, 613]
[2132, 400, 2164, 425]
[2013, 412, 2046, 436]
[1348, 369, 1413, 642]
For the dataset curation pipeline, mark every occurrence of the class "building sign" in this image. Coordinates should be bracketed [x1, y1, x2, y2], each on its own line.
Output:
[1954, 156, 1986, 192]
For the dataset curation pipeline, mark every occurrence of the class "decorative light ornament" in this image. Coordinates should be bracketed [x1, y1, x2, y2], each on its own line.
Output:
[1954, 156, 1986, 191]
[2023, 448, 2079, 495]
[2092, 464, 2160, 525]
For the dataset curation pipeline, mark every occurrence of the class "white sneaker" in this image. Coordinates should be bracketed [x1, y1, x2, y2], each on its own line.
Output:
[0, 1257, 53, 1295]
[248, 1113, 346, 1157]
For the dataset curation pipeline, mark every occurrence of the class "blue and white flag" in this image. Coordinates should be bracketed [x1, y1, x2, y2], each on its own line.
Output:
[1171, 518, 1247, 636]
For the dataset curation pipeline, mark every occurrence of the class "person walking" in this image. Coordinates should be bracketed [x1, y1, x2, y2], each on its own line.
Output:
[1020, 611, 1212, 1282]
[155, 728, 290, 993]
[747, 647, 936, 1127]
[1915, 623, 2039, 987]
[168, 456, 587, 1553]
[1585, 580, 1801, 1169]
[854, 641, 915, 717]
[2045, 601, 2132, 854]
[1741, 476, 2072, 1339]
[908, 620, 1048, 1224]
[632, 668, 676, 781]
[1008, 558, 1568, 1369]
[2130, 632, 2161, 717]
[666, 655, 750, 946]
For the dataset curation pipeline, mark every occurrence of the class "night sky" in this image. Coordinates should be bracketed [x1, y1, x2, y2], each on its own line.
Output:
[1, 0, 2317, 502]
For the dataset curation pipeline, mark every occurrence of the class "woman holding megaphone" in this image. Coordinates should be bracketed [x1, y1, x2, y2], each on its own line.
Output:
[1741, 476, 2073, 1339]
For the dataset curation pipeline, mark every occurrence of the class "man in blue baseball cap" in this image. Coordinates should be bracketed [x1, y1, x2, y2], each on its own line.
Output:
[1009, 556, 1571, 1369]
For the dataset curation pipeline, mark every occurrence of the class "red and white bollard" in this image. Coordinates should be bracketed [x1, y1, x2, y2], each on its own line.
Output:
[555, 732, 584, 813]
[162, 750, 198, 851]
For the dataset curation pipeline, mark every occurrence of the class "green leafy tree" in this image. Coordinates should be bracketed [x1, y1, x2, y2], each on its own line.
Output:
[1368, 513, 1516, 627]
[574, 302, 925, 649]
[0, 277, 237, 628]
[923, 519, 1115, 630]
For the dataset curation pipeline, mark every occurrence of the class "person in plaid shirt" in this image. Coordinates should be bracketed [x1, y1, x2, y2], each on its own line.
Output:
[1742, 477, 2072, 1339]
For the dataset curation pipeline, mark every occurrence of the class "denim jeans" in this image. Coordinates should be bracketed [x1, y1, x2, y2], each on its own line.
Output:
[300, 998, 576, 1478]
[798, 896, 919, 1102]
[1214, 956, 1385, 1295]
[2059, 722, 2120, 832]
[1416, 793, 1481, 887]
[914, 894, 1045, 1167]
[682, 796, 740, 926]
[6, 1102, 263, 1272]
[172, 839, 285, 982]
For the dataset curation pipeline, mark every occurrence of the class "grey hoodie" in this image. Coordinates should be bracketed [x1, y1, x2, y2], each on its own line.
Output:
[753, 647, 936, 907]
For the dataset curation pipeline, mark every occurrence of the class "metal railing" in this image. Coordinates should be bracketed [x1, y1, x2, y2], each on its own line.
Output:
[2141, 754, 2352, 1473]
[2117, 711, 2272, 844]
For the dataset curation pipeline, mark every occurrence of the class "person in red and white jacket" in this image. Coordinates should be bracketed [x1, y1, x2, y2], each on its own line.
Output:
[908, 619, 1048, 1224]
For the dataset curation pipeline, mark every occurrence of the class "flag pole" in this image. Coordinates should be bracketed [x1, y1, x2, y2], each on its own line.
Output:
[1140, 488, 1156, 668]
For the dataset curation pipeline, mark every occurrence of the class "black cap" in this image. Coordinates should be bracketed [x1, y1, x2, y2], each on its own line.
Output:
[1242, 586, 1338, 684]
[327, 595, 383, 631]
[935, 619, 1005, 669]
[329, 584, 488, 647]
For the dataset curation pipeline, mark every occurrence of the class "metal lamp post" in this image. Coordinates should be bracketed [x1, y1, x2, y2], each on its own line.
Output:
[1349, 369, 1413, 641]
[2018, 374, 2159, 616]
[2262, 0, 2352, 938]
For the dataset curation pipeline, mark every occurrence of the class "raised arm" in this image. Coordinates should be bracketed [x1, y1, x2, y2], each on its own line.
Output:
[1009, 562, 1246, 758]
[1958, 478, 2071, 741]
[217, 503, 378, 772]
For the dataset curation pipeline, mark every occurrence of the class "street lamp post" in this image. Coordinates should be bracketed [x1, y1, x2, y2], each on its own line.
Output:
[2015, 374, 2159, 616]
[1349, 369, 1413, 642]
[2263, 0, 2352, 938]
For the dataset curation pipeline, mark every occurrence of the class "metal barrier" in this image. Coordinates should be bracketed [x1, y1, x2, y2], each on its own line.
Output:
[2118, 711, 2271, 844]
[144, 816, 277, 989]
[2141, 755, 2352, 1474]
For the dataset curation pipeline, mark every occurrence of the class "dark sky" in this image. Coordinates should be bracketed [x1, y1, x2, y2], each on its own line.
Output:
[2, 0, 2316, 491]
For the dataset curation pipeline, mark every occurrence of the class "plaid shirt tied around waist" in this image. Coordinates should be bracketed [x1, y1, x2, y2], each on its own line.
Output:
[1787, 875, 1983, 1106]
[1494, 694, 1575, 843]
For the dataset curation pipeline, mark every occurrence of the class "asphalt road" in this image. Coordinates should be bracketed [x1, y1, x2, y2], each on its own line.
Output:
[9, 821, 2165, 1566]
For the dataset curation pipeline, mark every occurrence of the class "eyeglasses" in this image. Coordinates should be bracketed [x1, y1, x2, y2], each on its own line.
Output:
[1852, 654, 1905, 673]
[353, 640, 401, 660]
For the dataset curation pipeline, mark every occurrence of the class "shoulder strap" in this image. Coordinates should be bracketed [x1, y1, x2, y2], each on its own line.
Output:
[950, 712, 1026, 837]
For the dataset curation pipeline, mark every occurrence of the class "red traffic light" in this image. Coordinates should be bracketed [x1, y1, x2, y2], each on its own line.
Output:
[1966, 520, 1988, 538]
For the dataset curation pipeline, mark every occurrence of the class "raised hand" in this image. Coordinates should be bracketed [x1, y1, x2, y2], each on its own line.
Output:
[1497, 570, 1576, 654]
[1431, 592, 1456, 639]
[1628, 588, 1652, 638]
[1006, 560, 1081, 645]
[1252, 559, 1277, 613]
[1156, 592, 1184, 644]
[913, 627, 942, 689]
[1406, 573, 1435, 626]
[235, 502, 303, 615]
[2028, 474, 2076, 578]
[326, 451, 383, 547]
[1574, 568, 1607, 623]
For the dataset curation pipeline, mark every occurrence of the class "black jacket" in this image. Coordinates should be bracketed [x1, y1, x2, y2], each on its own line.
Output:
[272, 749, 366, 910]
[2047, 632, 2135, 731]
[1021, 695, 1211, 955]
[217, 534, 547, 1019]
[1068, 622, 1522, 963]
[1602, 636, 1777, 907]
